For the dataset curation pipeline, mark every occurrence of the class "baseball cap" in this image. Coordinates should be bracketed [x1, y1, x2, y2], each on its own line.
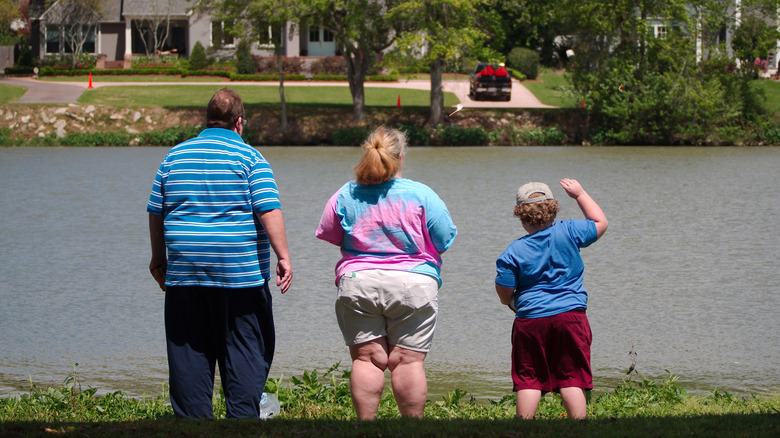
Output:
[516, 182, 555, 205]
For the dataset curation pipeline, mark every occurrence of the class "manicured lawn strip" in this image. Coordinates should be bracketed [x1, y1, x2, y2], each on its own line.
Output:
[78, 84, 459, 108]
[522, 71, 578, 108]
[0, 84, 27, 104]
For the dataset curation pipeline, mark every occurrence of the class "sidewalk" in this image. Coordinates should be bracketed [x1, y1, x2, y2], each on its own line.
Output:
[1, 76, 555, 108]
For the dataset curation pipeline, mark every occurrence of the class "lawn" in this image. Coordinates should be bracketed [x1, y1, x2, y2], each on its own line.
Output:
[522, 70, 578, 108]
[753, 79, 780, 115]
[0, 84, 27, 104]
[78, 84, 459, 108]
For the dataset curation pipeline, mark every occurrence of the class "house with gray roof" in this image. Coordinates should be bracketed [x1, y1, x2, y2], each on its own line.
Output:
[29, 0, 338, 68]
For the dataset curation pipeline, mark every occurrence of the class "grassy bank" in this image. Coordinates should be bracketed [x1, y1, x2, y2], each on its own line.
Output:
[2, 365, 779, 437]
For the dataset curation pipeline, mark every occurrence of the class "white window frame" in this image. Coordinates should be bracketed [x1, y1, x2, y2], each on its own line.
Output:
[211, 21, 235, 48]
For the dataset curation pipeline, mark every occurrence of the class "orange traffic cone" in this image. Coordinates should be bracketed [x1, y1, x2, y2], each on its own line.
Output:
[397, 95, 401, 108]
[88, 73, 93, 89]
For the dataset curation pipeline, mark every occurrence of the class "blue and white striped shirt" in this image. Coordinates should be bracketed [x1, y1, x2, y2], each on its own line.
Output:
[147, 128, 281, 288]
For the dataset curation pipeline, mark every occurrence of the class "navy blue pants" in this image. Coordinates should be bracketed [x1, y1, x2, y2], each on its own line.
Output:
[165, 284, 275, 418]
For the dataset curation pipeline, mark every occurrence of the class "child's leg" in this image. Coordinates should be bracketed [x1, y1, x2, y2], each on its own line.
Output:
[516, 389, 542, 419]
[559, 387, 587, 419]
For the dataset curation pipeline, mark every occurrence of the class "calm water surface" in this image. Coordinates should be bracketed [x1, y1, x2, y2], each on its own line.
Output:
[1, 146, 778, 400]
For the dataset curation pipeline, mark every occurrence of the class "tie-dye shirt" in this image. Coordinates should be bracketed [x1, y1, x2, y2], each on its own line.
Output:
[316, 178, 457, 286]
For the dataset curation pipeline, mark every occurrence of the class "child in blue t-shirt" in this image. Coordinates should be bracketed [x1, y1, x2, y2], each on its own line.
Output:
[495, 179, 607, 419]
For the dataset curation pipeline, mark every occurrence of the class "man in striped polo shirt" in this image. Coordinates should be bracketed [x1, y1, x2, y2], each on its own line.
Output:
[147, 88, 292, 419]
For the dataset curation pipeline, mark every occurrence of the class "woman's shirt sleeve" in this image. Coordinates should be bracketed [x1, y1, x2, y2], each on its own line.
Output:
[315, 190, 344, 246]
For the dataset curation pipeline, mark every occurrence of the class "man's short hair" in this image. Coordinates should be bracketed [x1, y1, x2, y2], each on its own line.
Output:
[206, 88, 244, 129]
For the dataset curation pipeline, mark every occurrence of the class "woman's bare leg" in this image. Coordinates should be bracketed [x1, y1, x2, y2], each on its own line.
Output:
[348, 338, 389, 420]
[387, 345, 428, 418]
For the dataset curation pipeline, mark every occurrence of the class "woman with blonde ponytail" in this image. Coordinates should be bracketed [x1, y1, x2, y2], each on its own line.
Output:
[316, 126, 457, 420]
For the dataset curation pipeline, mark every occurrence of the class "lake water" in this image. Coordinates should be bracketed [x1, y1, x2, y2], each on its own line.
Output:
[1, 146, 779, 400]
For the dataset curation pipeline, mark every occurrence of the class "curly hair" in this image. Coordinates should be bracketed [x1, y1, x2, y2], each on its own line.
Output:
[514, 198, 559, 227]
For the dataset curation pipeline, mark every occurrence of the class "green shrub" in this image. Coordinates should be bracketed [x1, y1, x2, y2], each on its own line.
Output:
[513, 126, 565, 145]
[4, 66, 35, 75]
[182, 69, 231, 78]
[142, 125, 202, 146]
[189, 41, 208, 70]
[236, 40, 255, 75]
[17, 41, 33, 67]
[508, 47, 539, 80]
[436, 125, 489, 146]
[59, 132, 131, 147]
[397, 124, 429, 146]
[332, 127, 372, 145]
[757, 123, 780, 145]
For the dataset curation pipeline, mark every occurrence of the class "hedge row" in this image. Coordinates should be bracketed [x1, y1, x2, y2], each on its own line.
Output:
[30, 67, 398, 82]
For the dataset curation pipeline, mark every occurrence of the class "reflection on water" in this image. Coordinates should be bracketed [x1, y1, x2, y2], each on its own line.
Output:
[1, 146, 779, 400]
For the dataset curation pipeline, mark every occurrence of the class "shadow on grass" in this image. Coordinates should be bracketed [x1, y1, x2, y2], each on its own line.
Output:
[3, 413, 779, 438]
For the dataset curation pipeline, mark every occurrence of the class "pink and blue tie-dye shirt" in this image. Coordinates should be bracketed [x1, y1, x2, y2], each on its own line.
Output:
[316, 178, 457, 286]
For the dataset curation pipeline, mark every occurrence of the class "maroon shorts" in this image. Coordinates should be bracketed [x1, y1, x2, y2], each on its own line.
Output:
[511, 309, 592, 393]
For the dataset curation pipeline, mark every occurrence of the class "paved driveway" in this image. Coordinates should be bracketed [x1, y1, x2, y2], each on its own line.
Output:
[1, 76, 554, 108]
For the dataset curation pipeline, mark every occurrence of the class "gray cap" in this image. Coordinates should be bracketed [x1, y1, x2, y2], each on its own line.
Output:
[516, 182, 555, 205]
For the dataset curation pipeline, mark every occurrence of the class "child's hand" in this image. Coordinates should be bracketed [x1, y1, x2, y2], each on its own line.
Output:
[560, 178, 585, 199]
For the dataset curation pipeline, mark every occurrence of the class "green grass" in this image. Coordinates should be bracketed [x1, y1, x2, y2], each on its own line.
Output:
[753, 79, 780, 115]
[522, 70, 578, 108]
[1, 365, 779, 437]
[0, 84, 27, 104]
[78, 84, 459, 108]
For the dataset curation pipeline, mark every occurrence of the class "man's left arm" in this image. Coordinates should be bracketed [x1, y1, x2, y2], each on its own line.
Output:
[257, 209, 293, 293]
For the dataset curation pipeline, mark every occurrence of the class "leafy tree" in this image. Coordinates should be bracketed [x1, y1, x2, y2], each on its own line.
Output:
[491, 0, 568, 67]
[562, 0, 770, 144]
[0, 0, 21, 32]
[389, 0, 488, 126]
[731, 6, 780, 64]
[307, 0, 400, 122]
[194, 0, 301, 131]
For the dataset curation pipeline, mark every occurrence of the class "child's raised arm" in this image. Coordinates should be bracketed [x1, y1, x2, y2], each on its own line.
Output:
[560, 179, 608, 238]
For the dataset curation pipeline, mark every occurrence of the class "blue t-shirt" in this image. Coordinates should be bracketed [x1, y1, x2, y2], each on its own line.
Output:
[147, 128, 281, 288]
[495, 219, 598, 318]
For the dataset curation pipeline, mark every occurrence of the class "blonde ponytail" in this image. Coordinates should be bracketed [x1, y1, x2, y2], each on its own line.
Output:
[354, 126, 406, 185]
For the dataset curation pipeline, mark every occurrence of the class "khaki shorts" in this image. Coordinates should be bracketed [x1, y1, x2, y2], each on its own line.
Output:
[335, 269, 439, 352]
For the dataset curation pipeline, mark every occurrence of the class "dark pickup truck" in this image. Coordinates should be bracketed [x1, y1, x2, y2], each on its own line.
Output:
[469, 63, 512, 101]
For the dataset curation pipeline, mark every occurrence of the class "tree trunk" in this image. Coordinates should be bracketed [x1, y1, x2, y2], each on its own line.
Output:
[429, 57, 444, 127]
[276, 50, 288, 131]
[346, 49, 367, 122]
